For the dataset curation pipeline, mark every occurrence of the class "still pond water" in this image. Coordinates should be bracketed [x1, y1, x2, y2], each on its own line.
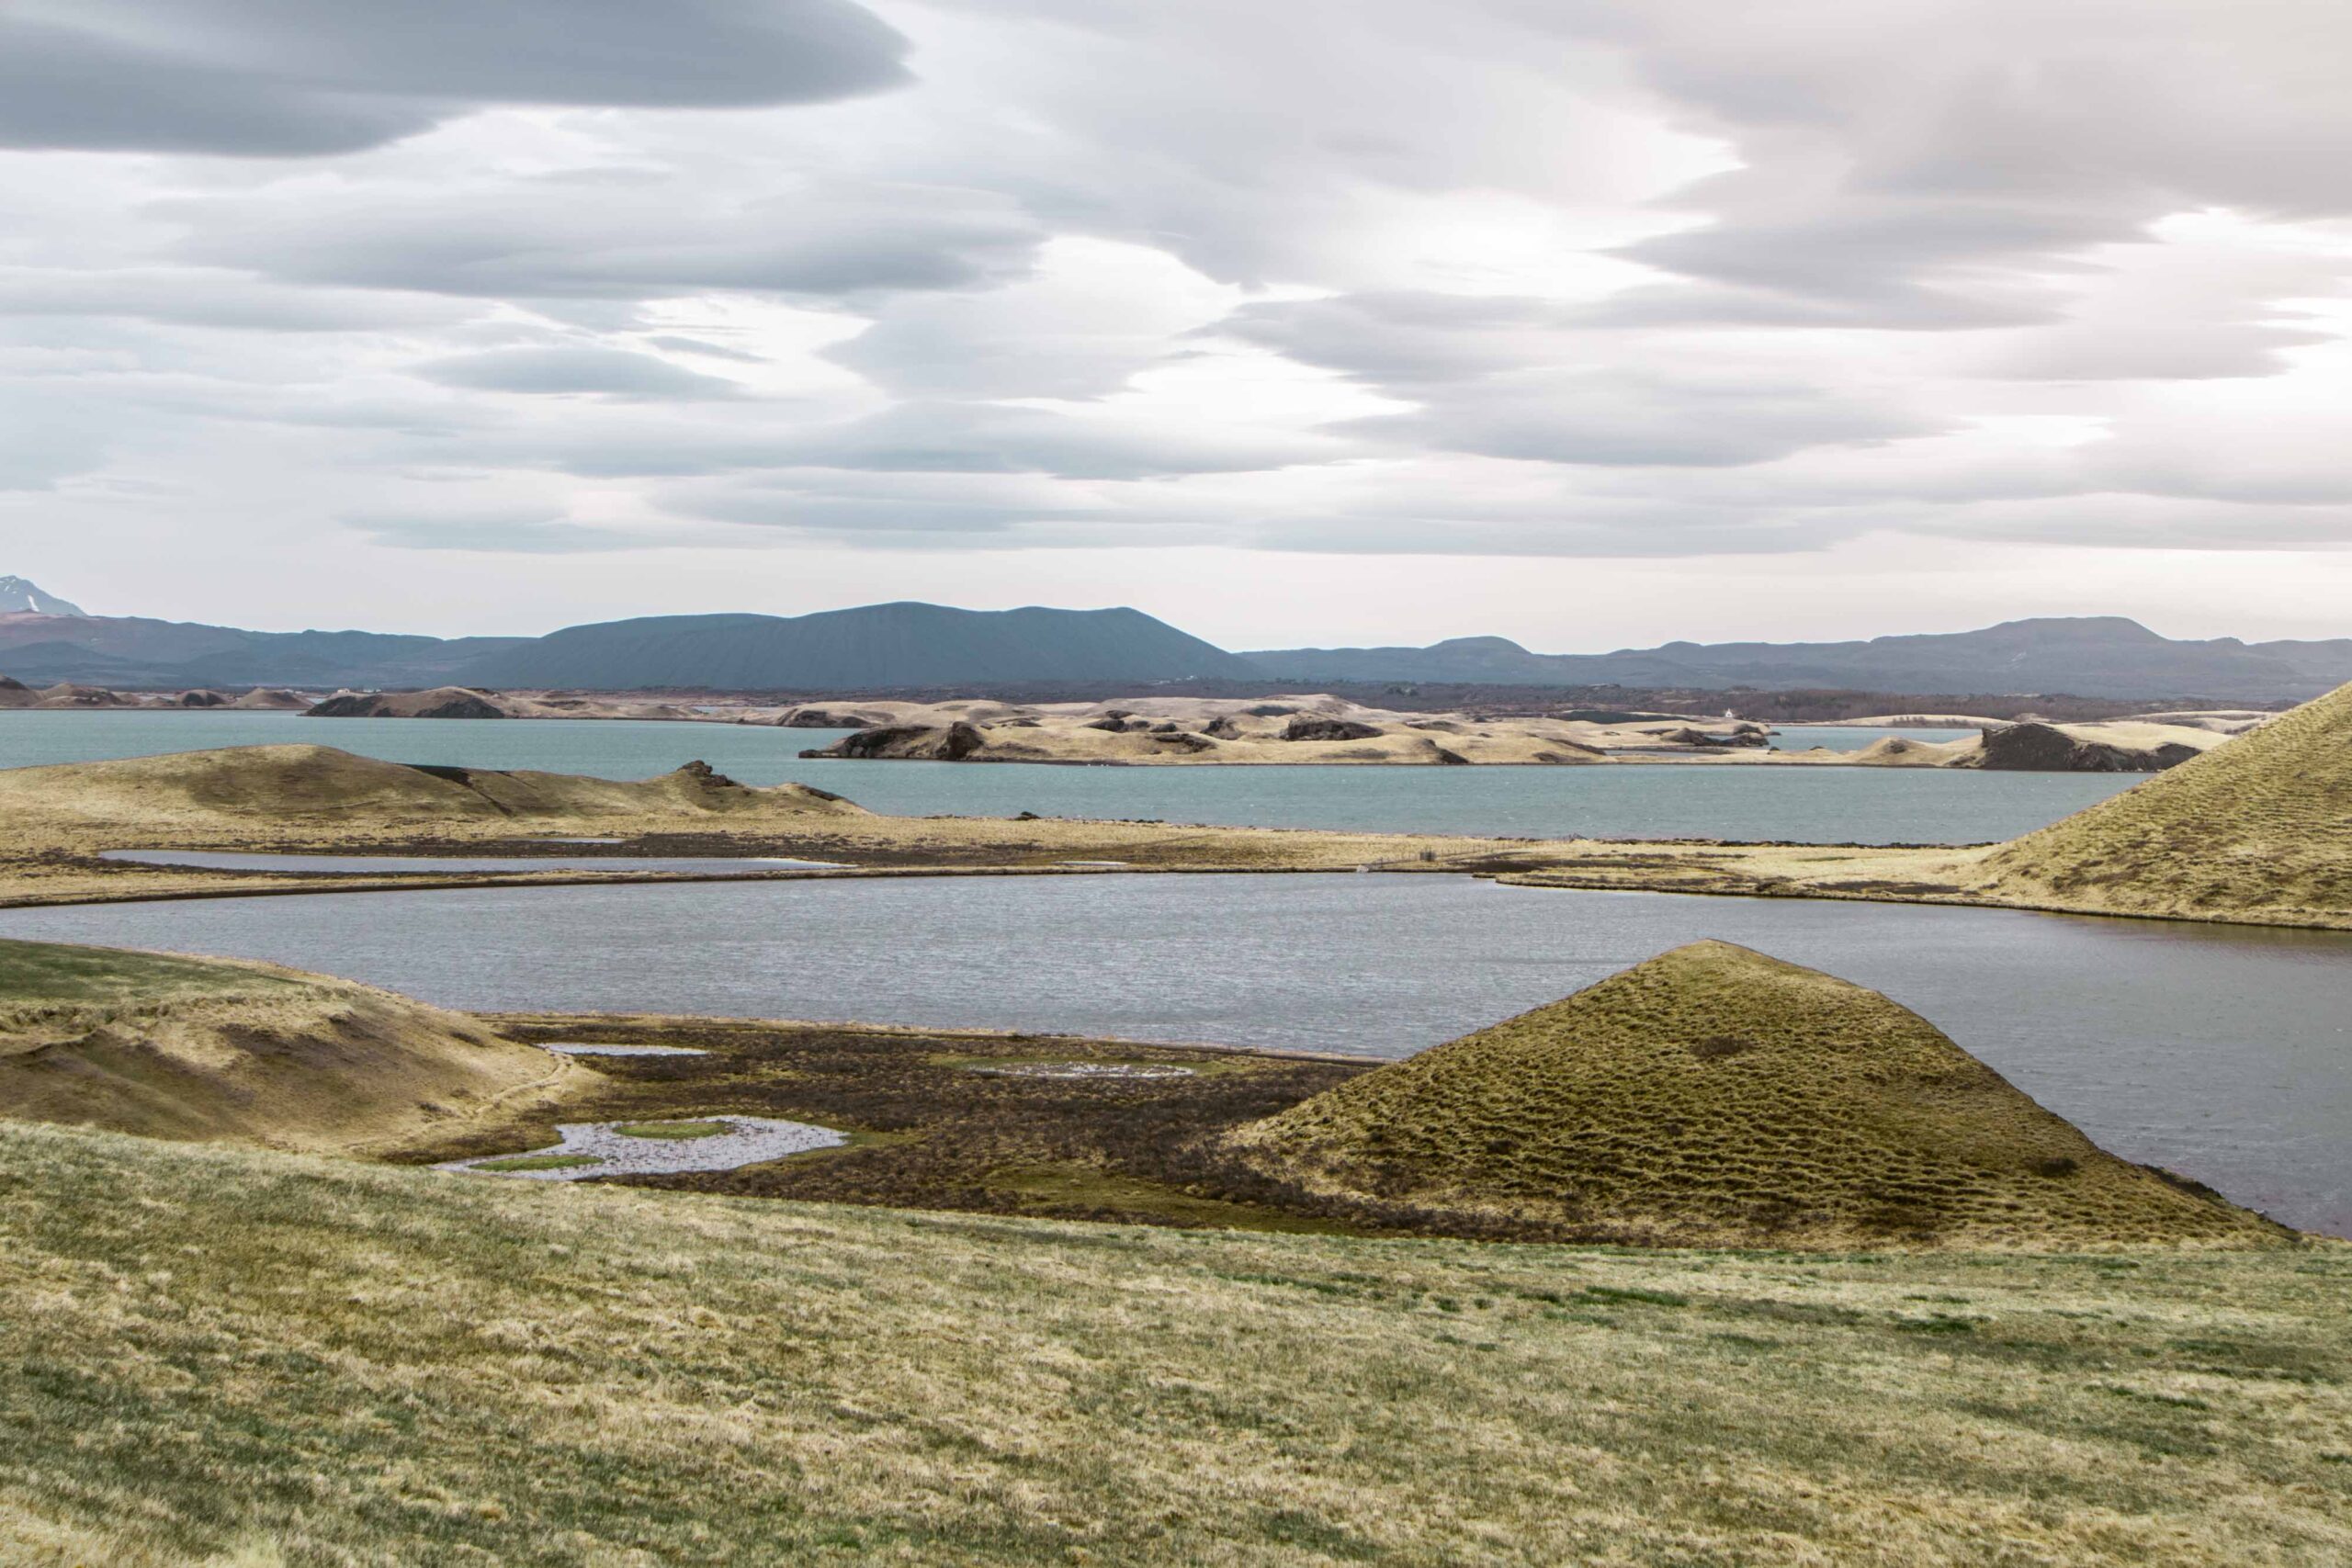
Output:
[1, 711, 2124, 844]
[1, 874, 2342, 1235]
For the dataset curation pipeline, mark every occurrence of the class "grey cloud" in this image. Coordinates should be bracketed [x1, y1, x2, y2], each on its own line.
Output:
[0, 0, 910, 155]
[1216, 293, 1580, 383]
[409, 348, 746, 400]
[642, 336, 770, 364]
[822, 243, 1233, 399]
[0, 267, 468, 332]
[1346, 369, 1931, 468]
[760, 401, 1350, 479]
[1518, 1, 2352, 328]
[676, 486, 1098, 537]
[175, 180, 1042, 301]
[343, 506, 635, 554]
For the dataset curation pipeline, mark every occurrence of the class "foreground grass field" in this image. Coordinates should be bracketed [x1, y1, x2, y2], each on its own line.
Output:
[4, 1122, 2346, 1566]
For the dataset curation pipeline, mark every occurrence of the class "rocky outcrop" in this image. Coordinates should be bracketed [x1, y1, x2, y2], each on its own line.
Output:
[1656, 725, 1770, 750]
[1283, 716, 1384, 743]
[1973, 722, 2198, 773]
[0, 675, 33, 709]
[308, 688, 511, 720]
[809, 722, 987, 761]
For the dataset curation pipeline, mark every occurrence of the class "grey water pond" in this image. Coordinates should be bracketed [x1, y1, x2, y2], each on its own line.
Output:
[1, 873, 2344, 1235]
[2, 710, 2128, 843]
[99, 849, 846, 876]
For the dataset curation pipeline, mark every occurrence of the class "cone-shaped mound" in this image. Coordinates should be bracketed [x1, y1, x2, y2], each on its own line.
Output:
[1973, 682, 2352, 924]
[1225, 942, 2283, 1248]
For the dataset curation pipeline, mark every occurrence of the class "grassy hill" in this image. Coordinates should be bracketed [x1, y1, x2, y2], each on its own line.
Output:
[1, 1122, 2343, 1566]
[1226, 942, 2282, 1248]
[0, 743, 862, 832]
[0, 938, 569, 1154]
[1973, 681, 2352, 922]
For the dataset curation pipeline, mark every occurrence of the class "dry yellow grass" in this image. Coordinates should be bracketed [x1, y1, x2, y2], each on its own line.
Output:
[0, 937, 572, 1154]
[1227, 942, 2285, 1249]
[2, 1121, 2345, 1567]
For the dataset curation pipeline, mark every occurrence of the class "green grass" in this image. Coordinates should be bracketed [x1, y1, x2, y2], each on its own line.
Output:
[985, 1161, 1363, 1235]
[0, 937, 293, 1010]
[1, 1122, 2345, 1566]
[609, 1120, 729, 1140]
[473, 1153, 603, 1173]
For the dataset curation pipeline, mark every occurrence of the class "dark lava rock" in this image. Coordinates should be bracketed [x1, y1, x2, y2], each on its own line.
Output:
[414, 693, 506, 719]
[1247, 705, 1298, 717]
[826, 724, 934, 758]
[1657, 726, 1768, 749]
[824, 722, 988, 761]
[779, 708, 871, 728]
[1202, 716, 1242, 739]
[177, 690, 230, 708]
[1148, 731, 1216, 752]
[1283, 716, 1384, 742]
[1975, 721, 2190, 773]
[674, 760, 748, 790]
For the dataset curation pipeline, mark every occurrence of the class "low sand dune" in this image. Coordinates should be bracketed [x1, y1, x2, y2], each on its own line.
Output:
[0, 937, 575, 1154]
[0, 743, 863, 831]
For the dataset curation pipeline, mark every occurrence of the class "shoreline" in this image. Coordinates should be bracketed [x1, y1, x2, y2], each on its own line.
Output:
[9, 840, 2352, 934]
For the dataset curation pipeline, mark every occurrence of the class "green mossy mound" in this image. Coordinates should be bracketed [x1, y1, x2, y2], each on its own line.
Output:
[1226, 942, 2285, 1248]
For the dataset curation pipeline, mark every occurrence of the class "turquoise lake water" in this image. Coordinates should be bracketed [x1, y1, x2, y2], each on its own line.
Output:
[0, 711, 2131, 844]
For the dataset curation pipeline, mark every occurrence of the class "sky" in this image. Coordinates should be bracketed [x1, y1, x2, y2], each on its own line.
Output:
[3, 0, 2350, 651]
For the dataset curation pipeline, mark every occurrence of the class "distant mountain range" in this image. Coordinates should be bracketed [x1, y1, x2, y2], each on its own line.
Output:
[0, 612, 526, 690]
[0, 593, 1251, 692]
[0, 576, 82, 616]
[1243, 618, 2352, 701]
[458, 603, 1257, 690]
[2, 576, 2345, 701]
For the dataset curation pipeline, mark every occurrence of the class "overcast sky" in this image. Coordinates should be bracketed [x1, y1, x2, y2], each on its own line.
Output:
[4, 0, 2349, 649]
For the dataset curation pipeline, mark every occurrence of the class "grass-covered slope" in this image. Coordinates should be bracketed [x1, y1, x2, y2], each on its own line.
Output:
[0, 938, 568, 1154]
[1226, 942, 2282, 1248]
[0, 743, 862, 831]
[2, 1122, 2344, 1567]
[1973, 682, 2352, 923]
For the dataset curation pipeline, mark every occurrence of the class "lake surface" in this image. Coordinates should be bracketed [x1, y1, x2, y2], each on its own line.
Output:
[0, 710, 2133, 843]
[1, 874, 2343, 1235]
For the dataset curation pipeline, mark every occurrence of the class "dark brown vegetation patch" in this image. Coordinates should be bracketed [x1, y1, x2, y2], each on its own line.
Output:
[401, 1017, 1385, 1234]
